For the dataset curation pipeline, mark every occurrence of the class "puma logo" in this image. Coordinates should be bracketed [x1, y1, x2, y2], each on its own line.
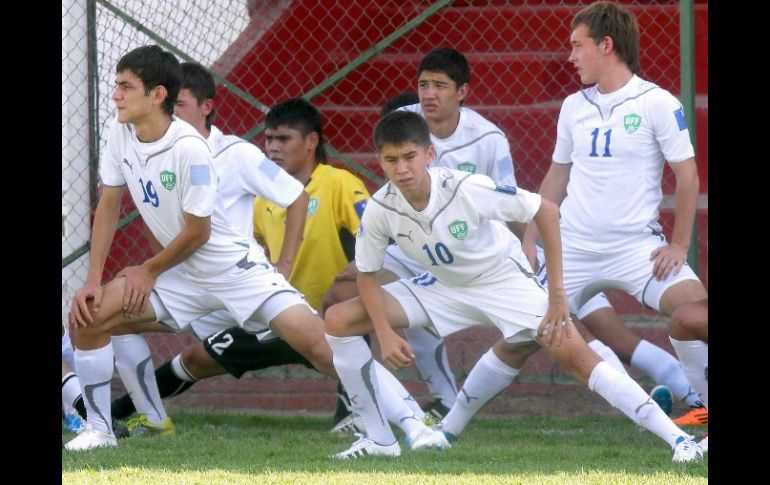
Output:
[266, 207, 273, 216]
[122, 158, 132, 170]
[354, 190, 364, 195]
[441, 173, 454, 188]
[396, 230, 414, 242]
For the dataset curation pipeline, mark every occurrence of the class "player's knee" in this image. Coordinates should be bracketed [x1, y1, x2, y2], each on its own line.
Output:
[493, 339, 537, 368]
[181, 343, 221, 379]
[324, 303, 347, 336]
[669, 299, 707, 339]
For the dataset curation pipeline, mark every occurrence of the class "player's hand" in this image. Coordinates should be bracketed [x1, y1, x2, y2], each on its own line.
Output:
[537, 291, 572, 348]
[650, 242, 687, 281]
[378, 329, 414, 371]
[116, 265, 157, 318]
[333, 261, 358, 282]
[69, 281, 103, 328]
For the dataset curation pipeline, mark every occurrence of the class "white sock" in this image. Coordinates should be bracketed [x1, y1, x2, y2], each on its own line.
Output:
[588, 361, 686, 448]
[631, 339, 701, 407]
[62, 333, 75, 371]
[112, 334, 168, 425]
[61, 371, 82, 414]
[442, 348, 519, 437]
[373, 361, 425, 437]
[74, 343, 115, 435]
[326, 334, 397, 446]
[171, 354, 199, 382]
[669, 337, 708, 409]
[404, 327, 458, 407]
[588, 339, 629, 375]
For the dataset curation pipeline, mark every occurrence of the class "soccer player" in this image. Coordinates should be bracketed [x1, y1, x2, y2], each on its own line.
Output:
[325, 110, 702, 462]
[108, 72, 422, 427]
[435, 1, 707, 456]
[64, 46, 333, 451]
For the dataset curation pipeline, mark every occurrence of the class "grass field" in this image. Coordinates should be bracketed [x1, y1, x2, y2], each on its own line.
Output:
[62, 411, 707, 484]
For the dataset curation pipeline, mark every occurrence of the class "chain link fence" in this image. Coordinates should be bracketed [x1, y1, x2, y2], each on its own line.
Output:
[63, 0, 707, 389]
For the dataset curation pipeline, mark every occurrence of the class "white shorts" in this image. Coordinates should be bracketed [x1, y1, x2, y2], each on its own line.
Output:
[149, 245, 311, 333]
[560, 234, 701, 313]
[382, 244, 425, 278]
[383, 255, 548, 344]
[535, 245, 612, 320]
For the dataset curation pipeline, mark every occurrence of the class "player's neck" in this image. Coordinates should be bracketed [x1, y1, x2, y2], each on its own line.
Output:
[134, 113, 173, 143]
[427, 110, 460, 139]
[595, 66, 634, 95]
[402, 173, 432, 212]
[295, 159, 318, 186]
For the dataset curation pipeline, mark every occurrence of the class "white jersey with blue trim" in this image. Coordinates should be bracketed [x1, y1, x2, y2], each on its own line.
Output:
[100, 116, 252, 276]
[356, 167, 541, 286]
[553, 75, 695, 252]
[206, 125, 304, 241]
[400, 103, 516, 185]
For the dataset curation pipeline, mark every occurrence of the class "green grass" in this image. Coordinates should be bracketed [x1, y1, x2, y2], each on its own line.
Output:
[62, 412, 707, 484]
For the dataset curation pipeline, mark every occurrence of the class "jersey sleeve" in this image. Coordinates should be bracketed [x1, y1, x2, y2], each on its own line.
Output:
[354, 200, 390, 273]
[334, 170, 371, 236]
[99, 119, 127, 187]
[649, 91, 696, 164]
[552, 95, 576, 165]
[236, 144, 304, 207]
[486, 133, 517, 186]
[463, 174, 541, 224]
[175, 137, 217, 218]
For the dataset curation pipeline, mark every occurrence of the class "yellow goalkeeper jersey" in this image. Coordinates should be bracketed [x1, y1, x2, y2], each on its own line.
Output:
[253, 163, 370, 309]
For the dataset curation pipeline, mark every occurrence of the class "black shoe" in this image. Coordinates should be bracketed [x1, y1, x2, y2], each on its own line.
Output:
[112, 420, 130, 439]
[423, 399, 450, 421]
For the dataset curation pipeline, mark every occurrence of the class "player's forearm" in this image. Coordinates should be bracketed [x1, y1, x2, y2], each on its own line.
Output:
[277, 190, 308, 271]
[141, 214, 211, 277]
[357, 271, 393, 337]
[671, 160, 699, 250]
[86, 188, 122, 284]
[524, 163, 570, 249]
[534, 199, 566, 296]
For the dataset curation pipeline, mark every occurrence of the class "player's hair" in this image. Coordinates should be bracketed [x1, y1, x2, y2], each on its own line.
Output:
[417, 47, 470, 88]
[180, 62, 217, 130]
[266, 98, 328, 163]
[374, 111, 431, 151]
[572, 1, 640, 74]
[380, 92, 419, 117]
[116, 45, 181, 116]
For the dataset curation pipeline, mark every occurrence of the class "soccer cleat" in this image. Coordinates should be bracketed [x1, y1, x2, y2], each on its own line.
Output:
[64, 425, 118, 451]
[423, 398, 450, 421]
[407, 426, 451, 451]
[330, 412, 365, 434]
[126, 414, 176, 437]
[673, 405, 708, 426]
[698, 433, 708, 453]
[112, 420, 130, 439]
[63, 413, 86, 434]
[332, 434, 401, 459]
[672, 435, 704, 462]
[432, 422, 458, 443]
[650, 385, 674, 415]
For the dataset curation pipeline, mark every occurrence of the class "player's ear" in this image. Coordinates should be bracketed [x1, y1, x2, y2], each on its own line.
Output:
[152, 84, 168, 107]
[201, 98, 214, 117]
[456, 82, 469, 104]
[305, 131, 319, 151]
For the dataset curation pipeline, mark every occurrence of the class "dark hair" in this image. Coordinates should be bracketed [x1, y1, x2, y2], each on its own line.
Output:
[116, 45, 181, 116]
[374, 111, 431, 152]
[266, 98, 327, 163]
[380, 92, 419, 117]
[180, 62, 217, 129]
[417, 47, 470, 88]
[572, 1, 640, 74]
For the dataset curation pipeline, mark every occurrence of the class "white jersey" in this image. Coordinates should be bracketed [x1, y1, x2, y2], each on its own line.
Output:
[400, 103, 516, 185]
[357, 167, 541, 286]
[553, 75, 695, 252]
[206, 125, 304, 240]
[100, 116, 250, 276]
